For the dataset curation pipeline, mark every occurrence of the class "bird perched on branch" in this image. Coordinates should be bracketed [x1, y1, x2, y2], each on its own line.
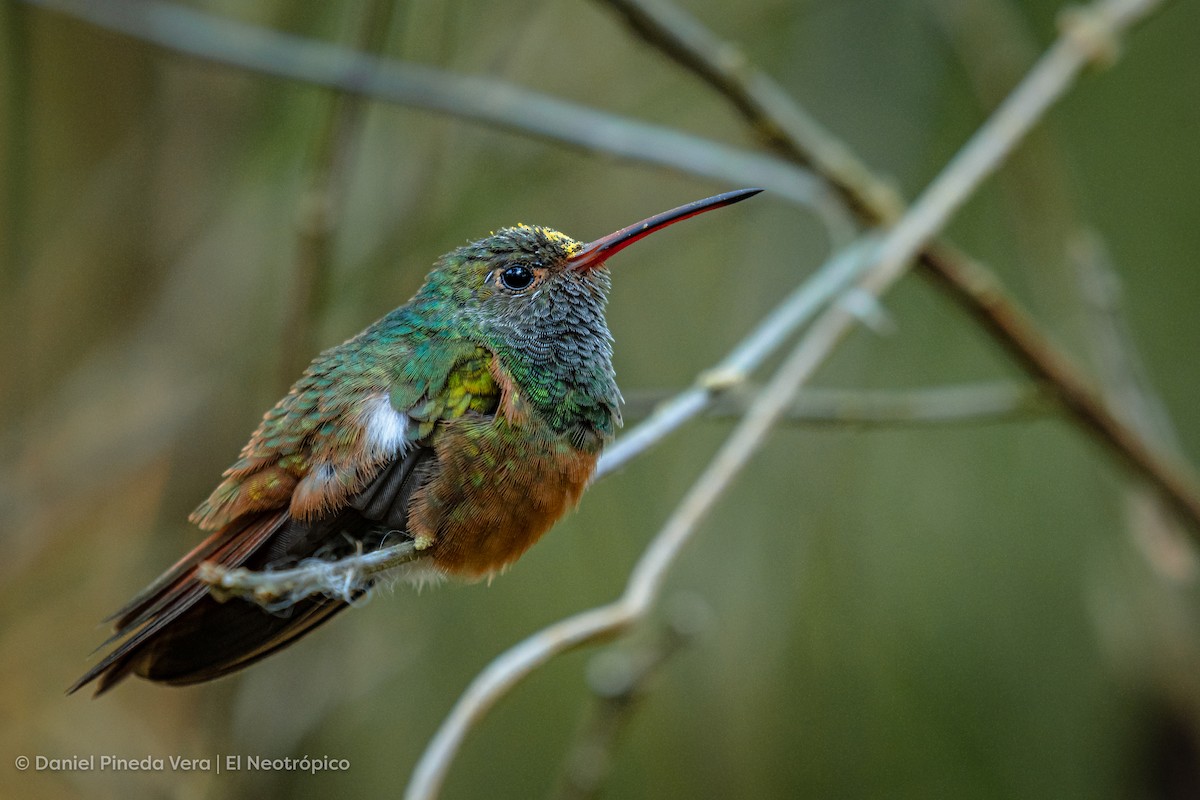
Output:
[72, 188, 761, 695]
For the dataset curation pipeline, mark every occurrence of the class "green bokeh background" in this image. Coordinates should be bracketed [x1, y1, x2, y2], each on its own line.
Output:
[4, 0, 1200, 797]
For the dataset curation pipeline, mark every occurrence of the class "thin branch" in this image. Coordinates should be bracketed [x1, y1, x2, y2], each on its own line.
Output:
[24, 0, 831, 214]
[920, 241, 1200, 533]
[599, 0, 1200, 535]
[405, 3, 1169, 796]
[621, 381, 1051, 426]
[198, 541, 419, 608]
[596, 236, 875, 478]
[596, 0, 905, 223]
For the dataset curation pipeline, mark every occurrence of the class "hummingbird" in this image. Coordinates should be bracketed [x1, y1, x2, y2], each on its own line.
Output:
[71, 188, 761, 695]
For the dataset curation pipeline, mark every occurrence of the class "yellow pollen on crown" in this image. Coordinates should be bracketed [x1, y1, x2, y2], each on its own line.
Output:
[535, 226, 582, 255]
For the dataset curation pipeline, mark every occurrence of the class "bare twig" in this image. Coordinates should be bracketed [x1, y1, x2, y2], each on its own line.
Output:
[595, 0, 905, 222]
[596, 236, 875, 478]
[23, 0, 831, 213]
[920, 241, 1200, 532]
[198, 540, 419, 608]
[599, 0, 1200, 534]
[931, 0, 1196, 578]
[621, 381, 1051, 426]
[405, 3, 1169, 796]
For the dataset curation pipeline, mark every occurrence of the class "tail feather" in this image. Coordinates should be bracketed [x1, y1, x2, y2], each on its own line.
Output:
[103, 519, 250, 626]
[70, 513, 286, 695]
[72, 449, 436, 695]
[106, 592, 353, 689]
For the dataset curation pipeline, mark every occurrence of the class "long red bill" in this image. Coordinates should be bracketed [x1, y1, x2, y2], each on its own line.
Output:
[568, 188, 762, 272]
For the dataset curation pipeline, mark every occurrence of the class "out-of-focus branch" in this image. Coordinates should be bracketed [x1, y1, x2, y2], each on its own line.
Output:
[596, 237, 875, 478]
[280, 0, 396, 386]
[23, 0, 830, 213]
[1072, 233, 1179, 458]
[550, 595, 708, 800]
[598, 0, 1200, 534]
[1072, 232, 1197, 580]
[596, 0, 904, 223]
[621, 381, 1051, 426]
[927, 0, 1080, 273]
[920, 241, 1200, 533]
[931, 0, 1195, 582]
[406, 5, 1168, 795]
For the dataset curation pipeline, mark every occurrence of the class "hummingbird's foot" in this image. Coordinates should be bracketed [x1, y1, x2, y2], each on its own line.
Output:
[197, 539, 422, 611]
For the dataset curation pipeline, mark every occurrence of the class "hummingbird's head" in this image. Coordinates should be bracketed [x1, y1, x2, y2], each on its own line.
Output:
[419, 222, 615, 388]
[408, 189, 762, 436]
[408, 224, 618, 439]
[416, 187, 764, 337]
[430, 222, 609, 333]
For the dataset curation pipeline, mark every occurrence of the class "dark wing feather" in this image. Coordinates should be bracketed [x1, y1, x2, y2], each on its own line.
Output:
[71, 446, 436, 696]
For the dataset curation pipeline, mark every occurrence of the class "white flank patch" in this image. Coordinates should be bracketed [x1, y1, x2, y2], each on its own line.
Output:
[361, 393, 409, 458]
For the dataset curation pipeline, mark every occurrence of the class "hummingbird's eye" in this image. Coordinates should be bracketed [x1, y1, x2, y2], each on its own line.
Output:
[498, 265, 535, 292]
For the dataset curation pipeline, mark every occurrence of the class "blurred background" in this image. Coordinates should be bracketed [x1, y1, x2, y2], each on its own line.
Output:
[4, 0, 1200, 797]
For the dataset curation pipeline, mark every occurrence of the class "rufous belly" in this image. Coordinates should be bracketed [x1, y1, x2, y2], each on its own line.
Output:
[408, 415, 599, 578]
